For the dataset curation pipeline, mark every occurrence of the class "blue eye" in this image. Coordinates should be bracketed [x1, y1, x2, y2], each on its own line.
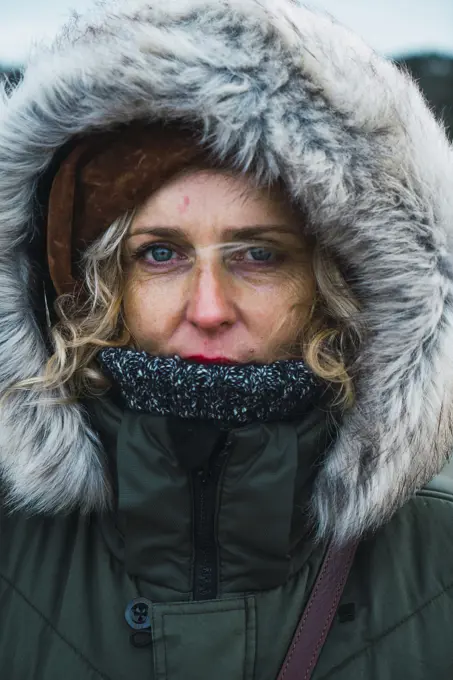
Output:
[147, 245, 174, 262]
[247, 247, 275, 262]
[134, 242, 189, 269]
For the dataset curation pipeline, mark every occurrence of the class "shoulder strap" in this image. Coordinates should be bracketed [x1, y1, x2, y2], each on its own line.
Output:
[277, 539, 359, 680]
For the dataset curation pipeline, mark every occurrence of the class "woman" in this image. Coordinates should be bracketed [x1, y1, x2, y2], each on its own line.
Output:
[1, 1, 453, 678]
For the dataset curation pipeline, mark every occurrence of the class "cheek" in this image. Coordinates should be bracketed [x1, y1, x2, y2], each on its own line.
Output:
[123, 275, 183, 347]
[236, 268, 315, 357]
[239, 268, 315, 324]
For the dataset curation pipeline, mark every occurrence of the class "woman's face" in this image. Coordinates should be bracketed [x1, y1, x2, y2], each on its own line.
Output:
[123, 169, 315, 363]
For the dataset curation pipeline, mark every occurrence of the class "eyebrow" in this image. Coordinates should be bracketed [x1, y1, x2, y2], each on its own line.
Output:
[126, 224, 300, 240]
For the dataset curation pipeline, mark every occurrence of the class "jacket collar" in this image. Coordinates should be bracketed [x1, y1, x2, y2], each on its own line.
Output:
[89, 396, 333, 598]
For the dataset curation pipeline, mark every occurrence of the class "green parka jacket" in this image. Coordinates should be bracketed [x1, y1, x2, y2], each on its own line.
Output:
[1, 1, 453, 679]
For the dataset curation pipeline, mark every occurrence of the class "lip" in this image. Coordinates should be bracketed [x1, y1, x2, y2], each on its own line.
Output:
[183, 355, 235, 364]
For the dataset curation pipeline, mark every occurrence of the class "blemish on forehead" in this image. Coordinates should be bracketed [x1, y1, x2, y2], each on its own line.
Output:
[178, 195, 191, 214]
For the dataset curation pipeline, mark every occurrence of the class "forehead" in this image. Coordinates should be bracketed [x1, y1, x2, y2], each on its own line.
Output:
[131, 169, 298, 236]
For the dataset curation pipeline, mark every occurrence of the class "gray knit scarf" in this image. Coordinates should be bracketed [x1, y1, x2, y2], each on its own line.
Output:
[98, 347, 322, 427]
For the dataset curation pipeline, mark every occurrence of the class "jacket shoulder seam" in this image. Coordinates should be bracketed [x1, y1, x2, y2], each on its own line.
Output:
[0, 571, 112, 680]
[416, 488, 453, 503]
[319, 575, 453, 678]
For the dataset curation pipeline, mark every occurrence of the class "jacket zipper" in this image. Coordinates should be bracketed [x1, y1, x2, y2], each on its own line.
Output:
[192, 434, 230, 600]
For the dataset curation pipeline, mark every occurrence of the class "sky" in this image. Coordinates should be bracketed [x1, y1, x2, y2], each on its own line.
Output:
[0, 0, 452, 65]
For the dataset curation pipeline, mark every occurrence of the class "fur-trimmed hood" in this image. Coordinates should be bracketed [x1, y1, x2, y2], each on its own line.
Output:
[1, 0, 453, 543]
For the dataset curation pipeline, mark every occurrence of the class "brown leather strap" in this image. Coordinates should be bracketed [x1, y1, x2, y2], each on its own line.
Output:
[277, 539, 359, 680]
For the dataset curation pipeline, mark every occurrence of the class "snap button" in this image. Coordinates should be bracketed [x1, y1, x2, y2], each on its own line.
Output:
[130, 631, 152, 648]
[125, 597, 152, 631]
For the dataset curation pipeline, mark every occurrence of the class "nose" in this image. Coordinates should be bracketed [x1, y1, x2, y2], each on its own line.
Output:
[186, 263, 236, 331]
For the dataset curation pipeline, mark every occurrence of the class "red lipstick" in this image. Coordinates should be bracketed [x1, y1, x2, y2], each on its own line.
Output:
[184, 355, 234, 364]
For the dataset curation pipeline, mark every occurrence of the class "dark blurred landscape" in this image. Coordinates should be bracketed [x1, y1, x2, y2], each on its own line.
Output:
[396, 54, 453, 138]
[1, 53, 452, 139]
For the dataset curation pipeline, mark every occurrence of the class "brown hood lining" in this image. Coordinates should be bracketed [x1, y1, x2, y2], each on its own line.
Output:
[46, 122, 207, 295]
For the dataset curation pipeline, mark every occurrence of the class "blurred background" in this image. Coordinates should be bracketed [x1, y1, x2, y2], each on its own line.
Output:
[0, 0, 452, 138]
